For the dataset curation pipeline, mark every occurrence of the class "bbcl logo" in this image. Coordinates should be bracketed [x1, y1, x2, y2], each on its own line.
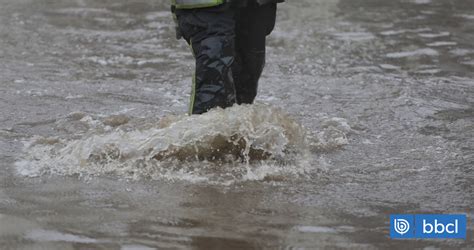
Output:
[390, 214, 467, 239]
[423, 219, 459, 234]
[393, 218, 410, 235]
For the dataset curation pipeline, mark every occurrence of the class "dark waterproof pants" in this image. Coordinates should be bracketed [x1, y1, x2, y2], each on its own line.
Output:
[175, 3, 277, 114]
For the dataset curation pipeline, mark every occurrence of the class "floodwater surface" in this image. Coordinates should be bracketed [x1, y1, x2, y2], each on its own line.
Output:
[0, 0, 473, 249]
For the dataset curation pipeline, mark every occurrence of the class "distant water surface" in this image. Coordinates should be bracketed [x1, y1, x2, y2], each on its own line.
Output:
[0, 0, 473, 249]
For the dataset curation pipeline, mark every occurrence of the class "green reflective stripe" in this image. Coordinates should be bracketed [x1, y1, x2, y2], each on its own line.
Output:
[172, 13, 178, 24]
[172, 0, 224, 9]
[189, 38, 196, 115]
[189, 73, 196, 115]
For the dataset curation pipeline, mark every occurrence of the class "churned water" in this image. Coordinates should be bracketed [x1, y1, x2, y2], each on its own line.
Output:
[0, 0, 473, 249]
[17, 104, 328, 184]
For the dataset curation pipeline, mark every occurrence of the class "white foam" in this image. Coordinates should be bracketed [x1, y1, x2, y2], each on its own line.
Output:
[380, 30, 406, 36]
[418, 32, 450, 38]
[17, 104, 349, 184]
[25, 229, 98, 243]
[449, 49, 473, 56]
[53, 8, 111, 15]
[461, 60, 474, 66]
[17, 104, 350, 184]
[122, 245, 156, 250]
[296, 226, 337, 233]
[379, 64, 401, 70]
[427, 41, 457, 47]
[416, 68, 440, 74]
[386, 48, 439, 58]
[413, 0, 431, 4]
[458, 14, 474, 20]
[333, 32, 375, 42]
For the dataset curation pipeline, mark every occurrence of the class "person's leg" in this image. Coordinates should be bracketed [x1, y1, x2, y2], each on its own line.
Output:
[176, 6, 237, 114]
[234, 3, 277, 104]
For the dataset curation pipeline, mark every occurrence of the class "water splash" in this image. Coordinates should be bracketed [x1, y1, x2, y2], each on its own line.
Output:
[16, 104, 348, 184]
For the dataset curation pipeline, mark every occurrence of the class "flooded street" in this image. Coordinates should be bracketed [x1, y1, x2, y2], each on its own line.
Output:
[1, 0, 473, 248]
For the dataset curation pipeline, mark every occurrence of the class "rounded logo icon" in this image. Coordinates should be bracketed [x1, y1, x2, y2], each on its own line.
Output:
[394, 219, 410, 235]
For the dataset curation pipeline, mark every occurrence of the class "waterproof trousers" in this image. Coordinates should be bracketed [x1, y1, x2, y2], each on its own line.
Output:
[175, 3, 277, 114]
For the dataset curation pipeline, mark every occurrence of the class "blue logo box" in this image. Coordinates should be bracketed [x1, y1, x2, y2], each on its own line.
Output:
[390, 214, 467, 239]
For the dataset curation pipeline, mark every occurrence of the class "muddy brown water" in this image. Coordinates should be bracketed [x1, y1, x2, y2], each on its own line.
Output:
[0, 0, 473, 249]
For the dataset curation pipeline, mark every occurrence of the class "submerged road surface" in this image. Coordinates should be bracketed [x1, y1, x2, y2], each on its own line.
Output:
[0, 0, 473, 249]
